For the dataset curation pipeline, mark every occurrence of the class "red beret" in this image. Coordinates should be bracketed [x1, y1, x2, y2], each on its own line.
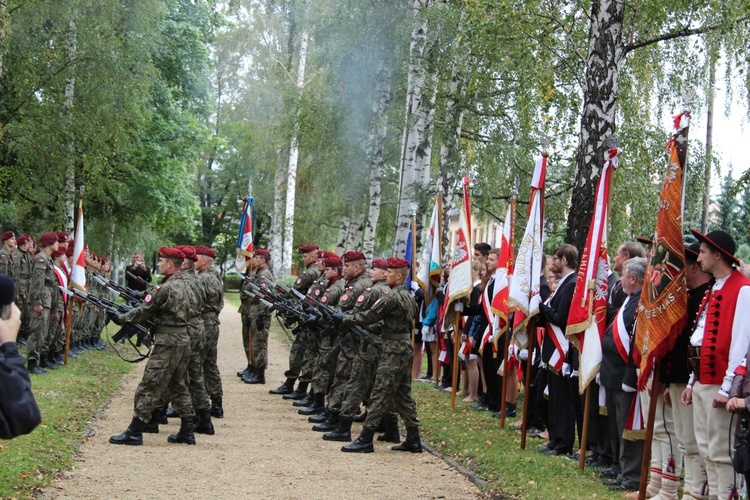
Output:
[51, 249, 66, 259]
[65, 246, 74, 257]
[371, 259, 388, 270]
[342, 251, 366, 262]
[16, 235, 30, 246]
[324, 255, 343, 268]
[177, 245, 197, 261]
[298, 244, 319, 254]
[316, 250, 326, 259]
[2, 231, 15, 241]
[34, 247, 41, 255]
[386, 257, 410, 269]
[158, 246, 185, 259]
[194, 245, 216, 259]
[57, 231, 69, 243]
[39, 231, 58, 247]
[255, 248, 271, 257]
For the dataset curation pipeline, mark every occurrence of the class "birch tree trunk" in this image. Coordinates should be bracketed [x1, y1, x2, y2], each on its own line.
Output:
[0, 0, 6, 80]
[269, 145, 285, 276]
[336, 216, 351, 254]
[281, 29, 309, 276]
[565, 0, 624, 250]
[394, 0, 434, 256]
[345, 214, 364, 251]
[63, 14, 78, 232]
[362, 62, 392, 260]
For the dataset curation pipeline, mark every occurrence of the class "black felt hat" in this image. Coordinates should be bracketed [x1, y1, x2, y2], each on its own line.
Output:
[689, 229, 739, 265]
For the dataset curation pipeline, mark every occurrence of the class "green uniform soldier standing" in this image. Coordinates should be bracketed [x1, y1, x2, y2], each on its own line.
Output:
[27, 232, 59, 375]
[109, 246, 196, 446]
[270, 244, 320, 396]
[0, 231, 19, 280]
[336, 257, 422, 454]
[14, 235, 32, 346]
[238, 248, 274, 384]
[194, 245, 225, 419]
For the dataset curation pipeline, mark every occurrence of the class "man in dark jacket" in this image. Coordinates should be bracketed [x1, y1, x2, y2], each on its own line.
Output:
[0, 297, 42, 440]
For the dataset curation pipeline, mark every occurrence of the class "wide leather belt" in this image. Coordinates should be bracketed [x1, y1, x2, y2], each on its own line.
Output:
[688, 345, 701, 379]
[201, 312, 217, 318]
[155, 325, 188, 334]
[382, 333, 410, 341]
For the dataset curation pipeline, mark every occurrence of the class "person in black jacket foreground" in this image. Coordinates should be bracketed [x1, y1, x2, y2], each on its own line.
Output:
[0, 296, 42, 440]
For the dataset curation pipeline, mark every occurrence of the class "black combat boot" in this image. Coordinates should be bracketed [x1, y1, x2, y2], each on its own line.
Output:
[27, 359, 47, 375]
[143, 415, 160, 434]
[67, 346, 78, 359]
[341, 426, 375, 453]
[323, 418, 352, 442]
[298, 393, 325, 415]
[392, 426, 422, 453]
[52, 350, 64, 367]
[243, 367, 265, 384]
[308, 408, 329, 423]
[237, 363, 253, 378]
[194, 409, 215, 435]
[284, 381, 309, 400]
[352, 409, 367, 423]
[376, 416, 401, 443]
[504, 402, 517, 418]
[154, 406, 169, 424]
[210, 396, 224, 418]
[95, 337, 106, 350]
[41, 354, 58, 370]
[167, 417, 196, 445]
[270, 377, 296, 395]
[312, 411, 339, 432]
[165, 406, 178, 419]
[109, 417, 146, 445]
[292, 391, 315, 407]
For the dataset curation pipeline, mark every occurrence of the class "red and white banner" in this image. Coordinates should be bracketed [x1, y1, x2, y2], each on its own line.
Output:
[235, 196, 255, 272]
[70, 202, 86, 291]
[445, 199, 474, 311]
[490, 203, 514, 346]
[508, 156, 546, 347]
[565, 148, 619, 393]
[416, 195, 442, 303]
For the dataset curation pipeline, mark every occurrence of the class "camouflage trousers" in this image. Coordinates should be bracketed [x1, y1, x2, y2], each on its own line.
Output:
[26, 307, 50, 362]
[298, 332, 319, 383]
[311, 336, 338, 396]
[241, 313, 270, 369]
[327, 348, 354, 412]
[285, 330, 308, 379]
[363, 339, 419, 429]
[184, 321, 210, 411]
[201, 318, 222, 399]
[44, 313, 64, 353]
[134, 343, 193, 422]
[339, 353, 379, 420]
[17, 297, 30, 340]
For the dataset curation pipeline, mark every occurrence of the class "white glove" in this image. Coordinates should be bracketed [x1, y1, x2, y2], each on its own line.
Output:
[595, 372, 601, 385]
[518, 349, 529, 361]
[562, 363, 571, 377]
[621, 383, 637, 393]
[421, 325, 430, 335]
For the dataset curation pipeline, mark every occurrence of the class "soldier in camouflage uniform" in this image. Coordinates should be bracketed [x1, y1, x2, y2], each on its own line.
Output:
[269, 244, 320, 396]
[0, 231, 19, 281]
[298, 254, 345, 417]
[14, 235, 33, 346]
[285, 250, 331, 405]
[43, 249, 68, 368]
[238, 248, 274, 384]
[26, 232, 59, 375]
[338, 257, 422, 454]
[110, 246, 197, 446]
[323, 258, 390, 441]
[194, 245, 225, 418]
[311, 251, 372, 432]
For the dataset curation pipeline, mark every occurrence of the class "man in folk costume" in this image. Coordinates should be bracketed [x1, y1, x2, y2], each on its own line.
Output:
[600, 257, 647, 493]
[682, 230, 750, 500]
[535, 244, 579, 455]
[656, 242, 711, 500]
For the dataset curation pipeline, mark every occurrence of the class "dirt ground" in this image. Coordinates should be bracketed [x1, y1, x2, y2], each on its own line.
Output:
[46, 304, 482, 499]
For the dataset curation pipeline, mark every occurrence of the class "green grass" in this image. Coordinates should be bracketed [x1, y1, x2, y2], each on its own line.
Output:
[0, 326, 134, 499]
[412, 383, 622, 499]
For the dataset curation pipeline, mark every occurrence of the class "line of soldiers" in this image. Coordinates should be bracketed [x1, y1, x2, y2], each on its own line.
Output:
[109, 245, 225, 446]
[0, 230, 110, 375]
[238, 244, 424, 454]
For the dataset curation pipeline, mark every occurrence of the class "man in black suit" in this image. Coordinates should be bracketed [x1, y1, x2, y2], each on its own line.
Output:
[600, 257, 647, 492]
[535, 244, 579, 455]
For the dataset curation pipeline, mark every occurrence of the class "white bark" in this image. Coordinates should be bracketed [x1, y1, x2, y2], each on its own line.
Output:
[0, 0, 6, 80]
[345, 214, 364, 251]
[394, 0, 435, 256]
[63, 15, 78, 232]
[281, 30, 308, 276]
[336, 216, 351, 254]
[362, 63, 392, 260]
[269, 146, 284, 276]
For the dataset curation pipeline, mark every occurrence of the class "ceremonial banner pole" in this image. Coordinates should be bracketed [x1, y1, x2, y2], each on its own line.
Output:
[66, 197, 86, 364]
[519, 319, 535, 450]
[499, 186, 517, 428]
[450, 304, 462, 409]
[636, 93, 692, 500]
[411, 217, 417, 347]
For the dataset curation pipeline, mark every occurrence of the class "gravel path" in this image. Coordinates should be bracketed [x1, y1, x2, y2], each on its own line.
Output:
[46, 305, 482, 499]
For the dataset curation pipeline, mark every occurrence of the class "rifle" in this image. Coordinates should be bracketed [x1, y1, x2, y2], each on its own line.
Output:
[126, 271, 153, 291]
[93, 275, 144, 307]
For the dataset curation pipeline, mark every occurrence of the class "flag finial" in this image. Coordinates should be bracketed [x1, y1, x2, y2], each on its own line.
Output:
[604, 135, 620, 150]
[540, 136, 551, 157]
[682, 87, 695, 113]
[512, 175, 519, 200]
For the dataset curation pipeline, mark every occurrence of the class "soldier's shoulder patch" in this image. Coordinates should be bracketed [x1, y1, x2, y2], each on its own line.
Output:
[314, 289, 321, 296]
[36, 258, 45, 264]
[0, 255, 5, 260]
[341, 293, 349, 302]
[373, 297, 382, 306]
[154, 285, 160, 291]
[365, 287, 371, 292]
[357, 294, 365, 303]
[144, 293, 153, 303]
[321, 296, 328, 303]
[296, 278, 302, 284]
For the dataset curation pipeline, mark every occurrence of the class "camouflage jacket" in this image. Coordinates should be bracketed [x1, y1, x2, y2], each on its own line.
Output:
[181, 269, 206, 320]
[342, 283, 416, 337]
[16, 251, 32, 298]
[29, 249, 56, 309]
[0, 247, 21, 281]
[198, 267, 224, 318]
[120, 272, 194, 346]
[239, 266, 274, 316]
[319, 276, 345, 308]
[337, 272, 372, 312]
[293, 264, 320, 294]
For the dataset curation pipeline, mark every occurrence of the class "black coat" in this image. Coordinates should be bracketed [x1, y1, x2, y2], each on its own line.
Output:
[538, 272, 577, 366]
[600, 291, 641, 390]
[0, 342, 42, 439]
